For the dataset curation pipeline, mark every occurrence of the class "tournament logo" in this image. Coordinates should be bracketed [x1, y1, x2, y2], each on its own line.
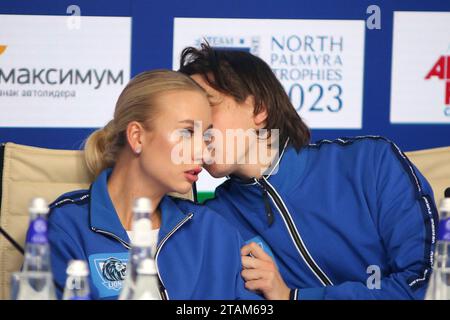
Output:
[173, 18, 365, 129]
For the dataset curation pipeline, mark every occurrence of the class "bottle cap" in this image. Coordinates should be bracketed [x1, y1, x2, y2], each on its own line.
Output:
[29, 197, 49, 215]
[133, 197, 152, 214]
[137, 258, 157, 275]
[66, 260, 89, 277]
[440, 198, 450, 213]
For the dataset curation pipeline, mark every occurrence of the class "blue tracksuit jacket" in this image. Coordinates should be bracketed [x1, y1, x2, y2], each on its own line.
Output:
[203, 136, 439, 300]
[47, 168, 261, 300]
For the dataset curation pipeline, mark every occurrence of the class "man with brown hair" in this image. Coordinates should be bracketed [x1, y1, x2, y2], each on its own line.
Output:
[179, 44, 438, 300]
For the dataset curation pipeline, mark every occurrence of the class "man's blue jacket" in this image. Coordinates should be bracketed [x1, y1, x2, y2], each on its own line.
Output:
[204, 136, 439, 300]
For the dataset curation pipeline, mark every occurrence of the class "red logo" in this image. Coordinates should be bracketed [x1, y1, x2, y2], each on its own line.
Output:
[425, 55, 450, 105]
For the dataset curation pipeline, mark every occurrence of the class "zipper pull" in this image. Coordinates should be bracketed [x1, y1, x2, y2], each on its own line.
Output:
[262, 188, 274, 227]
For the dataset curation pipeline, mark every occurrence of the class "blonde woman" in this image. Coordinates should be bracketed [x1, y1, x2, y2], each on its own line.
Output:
[47, 70, 261, 300]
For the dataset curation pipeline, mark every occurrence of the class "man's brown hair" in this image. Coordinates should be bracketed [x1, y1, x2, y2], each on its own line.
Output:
[179, 43, 311, 151]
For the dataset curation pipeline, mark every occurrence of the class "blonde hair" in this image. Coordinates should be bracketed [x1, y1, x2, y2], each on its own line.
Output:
[84, 69, 205, 177]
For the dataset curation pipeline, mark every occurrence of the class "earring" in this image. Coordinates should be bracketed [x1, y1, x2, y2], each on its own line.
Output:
[135, 146, 142, 154]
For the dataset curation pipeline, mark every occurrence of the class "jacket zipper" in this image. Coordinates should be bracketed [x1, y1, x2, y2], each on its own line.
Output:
[91, 227, 131, 249]
[154, 212, 194, 300]
[256, 177, 333, 286]
[262, 189, 275, 226]
[91, 212, 194, 300]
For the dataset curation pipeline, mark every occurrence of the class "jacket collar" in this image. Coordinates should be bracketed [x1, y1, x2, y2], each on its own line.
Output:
[158, 195, 191, 242]
[264, 140, 308, 190]
[89, 168, 191, 246]
[89, 168, 129, 243]
[229, 138, 308, 187]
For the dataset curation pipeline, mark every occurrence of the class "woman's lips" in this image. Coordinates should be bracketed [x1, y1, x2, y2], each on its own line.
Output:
[184, 167, 202, 183]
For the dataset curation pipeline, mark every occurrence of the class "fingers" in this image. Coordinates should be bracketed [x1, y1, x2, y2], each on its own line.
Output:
[240, 243, 253, 256]
[241, 268, 267, 281]
[241, 245, 291, 300]
[243, 271, 291, 300]
[241, 242, 272, 262]
[242, 255, 276, 271]
[242, 255, 261, 269]
[244, 279, 271, 293]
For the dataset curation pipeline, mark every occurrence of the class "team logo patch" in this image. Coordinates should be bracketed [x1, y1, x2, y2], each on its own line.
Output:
[88, 253, 129, 298]
[245, 236, 278, 267]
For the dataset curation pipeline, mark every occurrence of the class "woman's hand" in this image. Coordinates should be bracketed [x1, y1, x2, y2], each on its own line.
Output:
[241, 242, 291, 300]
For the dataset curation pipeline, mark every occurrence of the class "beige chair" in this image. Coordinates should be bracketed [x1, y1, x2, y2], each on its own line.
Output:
[405, 146, 450, 206]
[0, 142, 194, 300]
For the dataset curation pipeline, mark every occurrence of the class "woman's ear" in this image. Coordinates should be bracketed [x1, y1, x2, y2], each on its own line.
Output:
[126, 121, 145, 155]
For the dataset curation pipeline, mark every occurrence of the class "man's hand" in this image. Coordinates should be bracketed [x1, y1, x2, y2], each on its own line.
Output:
[241, 242, 291, 300]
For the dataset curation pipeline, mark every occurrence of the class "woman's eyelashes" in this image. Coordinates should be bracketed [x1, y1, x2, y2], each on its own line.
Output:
[179, 127, 195, 138]
[179, 126, 214, 141]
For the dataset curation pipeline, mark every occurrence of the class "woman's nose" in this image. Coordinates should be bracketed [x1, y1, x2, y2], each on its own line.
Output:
[192, 134, 205, 164]
[193, 133, 216, 166]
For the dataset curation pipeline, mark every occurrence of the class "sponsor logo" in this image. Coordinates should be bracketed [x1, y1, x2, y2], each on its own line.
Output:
[425, 55, 450, 107]
[390, 11, 450, 123]
[0, 15, 131, 127]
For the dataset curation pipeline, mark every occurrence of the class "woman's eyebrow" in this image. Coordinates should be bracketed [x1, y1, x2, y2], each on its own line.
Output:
[178, 120, 205, 128]
[178, 119, 195, 125]
[179, 120, 212, 130]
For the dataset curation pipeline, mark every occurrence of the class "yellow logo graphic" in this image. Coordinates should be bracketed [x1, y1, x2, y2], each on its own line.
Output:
[0, 45, 7, 56]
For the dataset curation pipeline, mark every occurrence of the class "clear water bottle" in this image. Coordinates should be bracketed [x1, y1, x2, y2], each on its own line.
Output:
[132, 259, 162, 300]
[63, 260, 91, 300]
[426, 188, 450, 300]
[23, 198, 52, 272]
[14, 198, 56, 300]
[119, 197, 160, 300]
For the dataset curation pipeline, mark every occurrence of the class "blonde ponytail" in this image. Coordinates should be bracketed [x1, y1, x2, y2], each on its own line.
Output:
[84, 120, 116, 177]
[83, 69, 205, 178]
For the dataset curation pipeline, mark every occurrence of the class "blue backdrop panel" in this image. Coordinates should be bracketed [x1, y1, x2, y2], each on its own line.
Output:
[0, 0, 449, 151]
